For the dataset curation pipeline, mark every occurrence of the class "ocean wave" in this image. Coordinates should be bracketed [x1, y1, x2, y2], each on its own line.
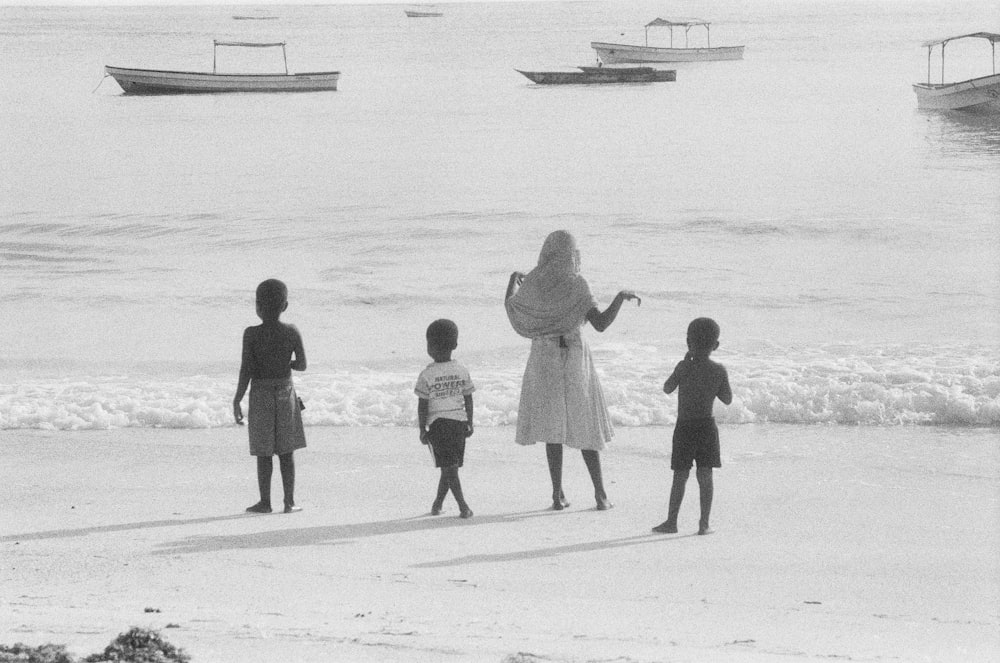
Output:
[1, 349, 997, 430]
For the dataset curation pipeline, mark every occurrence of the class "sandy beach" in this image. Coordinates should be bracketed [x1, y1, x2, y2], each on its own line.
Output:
[3, 425, 997, 662]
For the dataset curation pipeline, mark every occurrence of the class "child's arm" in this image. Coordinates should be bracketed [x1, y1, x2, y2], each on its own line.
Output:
[464, 394, 474, 438]
[505, 271, 525, 302]
[586, 290, 641, 332]
[233, 328, 253, 424]
[663, 359, 686, 394]
[417, 398, 429, 443]
[717, 365, 733, 405]
[289, 324, 307, 371]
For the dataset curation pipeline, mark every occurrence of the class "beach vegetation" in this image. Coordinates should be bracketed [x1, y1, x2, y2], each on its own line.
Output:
[1, 628, 189, 663]
[0, 643, 75, 663]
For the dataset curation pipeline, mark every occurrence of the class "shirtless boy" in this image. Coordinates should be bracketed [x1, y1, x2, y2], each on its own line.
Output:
[654, 317, 732, 535]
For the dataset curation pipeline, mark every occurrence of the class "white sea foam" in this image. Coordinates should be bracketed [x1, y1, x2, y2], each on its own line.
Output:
[2, 346, 996, 430]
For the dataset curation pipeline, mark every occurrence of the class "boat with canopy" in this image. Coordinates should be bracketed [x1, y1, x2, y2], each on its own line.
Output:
[104, 41, 339, 95]
[912, 32, 1000, 111]
[591, 18, 744, 64]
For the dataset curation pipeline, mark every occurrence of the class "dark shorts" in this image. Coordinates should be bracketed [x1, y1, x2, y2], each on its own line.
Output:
[671, 418, 721, 471]
[428, 418, 467, 468]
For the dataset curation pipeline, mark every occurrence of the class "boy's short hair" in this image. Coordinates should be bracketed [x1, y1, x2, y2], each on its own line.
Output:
[256, 279, 288, 319]
[687, 317, 720, 352]
[426, 319, 458, 349]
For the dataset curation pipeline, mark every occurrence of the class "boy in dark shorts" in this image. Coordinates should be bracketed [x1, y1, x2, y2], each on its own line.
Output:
[654, 317, 732, 535]
[415, 319, 475, 518]
[233, 279, 307, 514]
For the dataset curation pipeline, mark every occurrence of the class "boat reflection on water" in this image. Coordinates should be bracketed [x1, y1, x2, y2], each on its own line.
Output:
[919, 108, 1000, 156]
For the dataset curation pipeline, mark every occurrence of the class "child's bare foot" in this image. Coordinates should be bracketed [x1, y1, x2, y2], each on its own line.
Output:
[698, 525, 714, 535]
[652, 520, 677, 534]
[551, 492, 570, 511]
[431, 502, 443, 516]
[459, 507, 473, 519]
[246, 501, 272, 514]
[283, 505, 302, 514]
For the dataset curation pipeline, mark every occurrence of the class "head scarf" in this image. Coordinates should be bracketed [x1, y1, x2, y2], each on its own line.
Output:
[506, 230, 596, 338]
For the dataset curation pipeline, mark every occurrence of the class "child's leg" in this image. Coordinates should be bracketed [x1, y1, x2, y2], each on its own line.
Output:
[582, 449, 612, 510]
[695, 467, 714, 534]
[445, 465, 472, 518]
[247, 456, 273, 513]
[431, 468, 449, 515]
[545, 443, 568, 509]
[278, 452, 300, 513]
[654, 469, 689, 533]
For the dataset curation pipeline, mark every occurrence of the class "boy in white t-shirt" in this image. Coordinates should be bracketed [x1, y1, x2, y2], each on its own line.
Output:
[415, 319, 475, 518]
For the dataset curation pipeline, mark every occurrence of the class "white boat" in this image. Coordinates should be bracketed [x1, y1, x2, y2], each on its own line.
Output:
[592, 18, 744, 64]
[105, 41, 339, 95]
[913, 32, 1000, 111]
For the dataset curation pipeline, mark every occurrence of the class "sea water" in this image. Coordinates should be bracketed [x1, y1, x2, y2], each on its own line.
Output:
[0, 0, 997, 430]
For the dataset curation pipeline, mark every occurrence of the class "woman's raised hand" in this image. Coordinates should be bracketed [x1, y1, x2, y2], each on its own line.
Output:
[506, 271, 526, 301]
[619, 290, 641, 307]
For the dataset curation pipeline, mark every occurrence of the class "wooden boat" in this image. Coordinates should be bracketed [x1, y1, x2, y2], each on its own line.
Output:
[516, 66, 676, 85]
[592, 18, 744, 63]
[105, 41, 339, 95]
[913, 32, 1000, 111]
[405, 6, 443, 18]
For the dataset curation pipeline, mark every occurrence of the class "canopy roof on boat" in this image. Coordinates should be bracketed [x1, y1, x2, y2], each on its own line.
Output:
[645, 18, 711, 28]
[213, 40, 287, 48]
[921, 32, 1000, 48]
[211, 40, 290, 74]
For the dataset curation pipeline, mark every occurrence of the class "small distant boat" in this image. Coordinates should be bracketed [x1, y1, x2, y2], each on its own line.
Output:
[405, 5, 443, 18]
[516, 66, 677, 85]
[913, 32, 1000, 111]
[232, 14, 278, 21]
[104, 41, 339, 95]
[592, 18, 744, 63]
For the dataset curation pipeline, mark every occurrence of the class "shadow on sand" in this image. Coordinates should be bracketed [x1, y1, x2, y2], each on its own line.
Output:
[1, 513, 252, 543]
[4, 508, 694, 564]
[153, 509, 695, 562]
[152, 508, 566, 555]
[412, 532, 698, 568]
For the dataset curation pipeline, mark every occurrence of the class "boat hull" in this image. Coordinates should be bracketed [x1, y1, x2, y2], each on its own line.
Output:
[591, 42, 744, 63]
[104, 66, 339, 95]
[912, 73, 1000, 110]
[516, 67, 676, 85]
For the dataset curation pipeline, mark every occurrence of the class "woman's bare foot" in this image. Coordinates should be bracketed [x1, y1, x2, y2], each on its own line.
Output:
[698, 525, 714, 535]
[459, 507, 473, 519]
[245, 501, 272, 514]
[595, 494, 613, 511]
[431, 501, 443, 516]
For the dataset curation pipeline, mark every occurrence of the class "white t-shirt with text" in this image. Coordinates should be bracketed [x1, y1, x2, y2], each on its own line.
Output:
[414, 360, 475, 426]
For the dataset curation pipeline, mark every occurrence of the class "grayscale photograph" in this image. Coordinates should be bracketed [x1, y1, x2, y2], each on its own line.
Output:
[2, 0, 998, 661]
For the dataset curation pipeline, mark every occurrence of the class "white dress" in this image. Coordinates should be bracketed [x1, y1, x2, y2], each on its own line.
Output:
[514, 325, 613, 450]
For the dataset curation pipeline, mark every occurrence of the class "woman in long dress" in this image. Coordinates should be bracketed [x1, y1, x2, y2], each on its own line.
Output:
[505, 230, 640, 510]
